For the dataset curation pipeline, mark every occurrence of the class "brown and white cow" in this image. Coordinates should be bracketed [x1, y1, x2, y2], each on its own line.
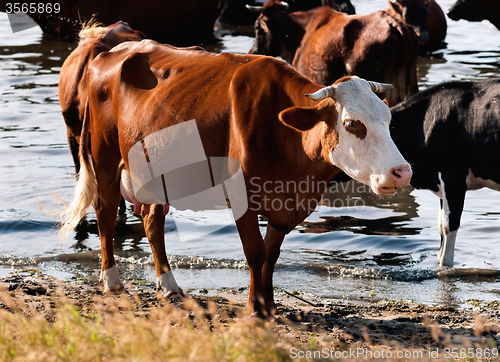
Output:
[60, 38, 411, 316]
[59, 21, 146, 176]
[385, 0, 447, 51]
[248, 1, 419, 106]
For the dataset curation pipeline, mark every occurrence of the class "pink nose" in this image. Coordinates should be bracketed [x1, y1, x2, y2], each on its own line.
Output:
[390, 165, 412, 186]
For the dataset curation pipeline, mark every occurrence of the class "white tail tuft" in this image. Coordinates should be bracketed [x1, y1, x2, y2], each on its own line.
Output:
[59, 153, 98, 241]
[78, 15, 105, 39]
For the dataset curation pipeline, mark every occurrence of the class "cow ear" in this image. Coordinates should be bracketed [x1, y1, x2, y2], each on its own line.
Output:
[389, 0, 403, 13]
[279, 107, 323, 131]
[382, 99, 389, 106]
[279, 99, 336, 132]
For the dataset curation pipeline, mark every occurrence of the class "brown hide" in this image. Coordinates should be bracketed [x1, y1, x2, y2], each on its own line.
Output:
[385, 0, 447, 50]
[88, 42, 340, 228]
[250, 5, 419, 106]
[58, 22, 146, 174]
[293, 9, 419, 106]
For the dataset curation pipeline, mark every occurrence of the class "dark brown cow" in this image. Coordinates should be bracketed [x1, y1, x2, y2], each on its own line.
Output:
[249, 2, 419, 106]
[60, 38, 411, 316]
[385, 0, 447, 51]
[0, 0, 219, 44]
[448, 0, 500, 30]
[218, 0, 355, 25]
[59, 22, 146, 176]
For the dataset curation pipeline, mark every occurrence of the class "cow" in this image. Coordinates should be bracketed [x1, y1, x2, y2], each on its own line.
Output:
[59, 37, 412, 317]
[248, 1, 419, 106]
[0, 0, 219, 44]
[59, 21, 146, 177]
[384, 0, 447, 52]
[390, 79, 500, 267]
[218, 0, 355, 25]
[448, 0, 500, 30]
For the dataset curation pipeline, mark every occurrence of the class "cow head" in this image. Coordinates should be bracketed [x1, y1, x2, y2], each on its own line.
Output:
[448, 0, 490, 22]
[323, 0, 356, 14]
[247, 1, 302, 63]
[279, 76, 412, 195]
[388, 0, 430, 47]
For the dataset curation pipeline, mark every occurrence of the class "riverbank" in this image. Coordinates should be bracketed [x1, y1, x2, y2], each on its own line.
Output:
[1, 269, 499, 361]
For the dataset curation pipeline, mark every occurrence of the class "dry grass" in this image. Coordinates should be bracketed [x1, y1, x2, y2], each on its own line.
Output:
[0, 290, 291, 362]
[0, 287, 499, 362]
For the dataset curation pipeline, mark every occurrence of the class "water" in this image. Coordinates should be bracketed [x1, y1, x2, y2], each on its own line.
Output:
[1, 0, 500, 307]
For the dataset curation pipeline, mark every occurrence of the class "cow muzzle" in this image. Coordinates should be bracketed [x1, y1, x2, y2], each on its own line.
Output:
[414, 29, 430, 47]
[370, 164, 412, 195]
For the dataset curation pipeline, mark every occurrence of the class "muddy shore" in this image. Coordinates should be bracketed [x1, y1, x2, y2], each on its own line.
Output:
[2, 269, 500, 361]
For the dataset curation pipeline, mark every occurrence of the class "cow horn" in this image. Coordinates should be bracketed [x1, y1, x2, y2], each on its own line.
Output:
[246, 4, 264, 12]
[367, 81, 394, 93]
[280, 1, 289, 10]
[305, 85, 336, 101]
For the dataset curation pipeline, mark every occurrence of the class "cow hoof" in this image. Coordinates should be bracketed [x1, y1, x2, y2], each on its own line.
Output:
[157, 271, 184, 300]
[160, 289, 186, 301]
[100, 265, 125, 293]
[245, 309, 276, 321]
[245, 303, 275, 320]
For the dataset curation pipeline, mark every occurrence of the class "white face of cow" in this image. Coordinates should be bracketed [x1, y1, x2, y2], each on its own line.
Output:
[328, 77, 412, 194]
[279, 76, 412, 195]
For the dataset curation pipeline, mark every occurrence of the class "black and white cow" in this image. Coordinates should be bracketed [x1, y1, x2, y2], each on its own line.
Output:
[390, 79, 500, 266]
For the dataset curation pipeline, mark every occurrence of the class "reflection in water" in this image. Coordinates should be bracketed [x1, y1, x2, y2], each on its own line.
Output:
[72, 213, 147, 254]
[0, 35, 75, 69]
[300, 181, 419, 236]
[416, 53, 446, 87]
[435, 277, 460, 306]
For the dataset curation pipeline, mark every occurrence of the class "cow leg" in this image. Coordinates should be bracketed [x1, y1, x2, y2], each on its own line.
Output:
[437, 171, 467, 267]
[236, 211, 269, 317]
[95, 175, 124, 292]
[141, 203, 184, 299]
[262, 223, 285, 315]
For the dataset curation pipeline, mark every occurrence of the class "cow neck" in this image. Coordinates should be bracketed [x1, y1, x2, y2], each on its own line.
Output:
[274, 76, 342, 184]
[302, 121, 341, 183]
[389, 100, 424, 161]
[277, 13, 307, 63]
[290, 100, 341, 184]
[288, 8, 335, 63]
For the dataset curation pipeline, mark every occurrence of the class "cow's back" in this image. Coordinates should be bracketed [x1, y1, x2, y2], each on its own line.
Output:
[87, 40, 319, 172]
[293, 9, 418, 105]
[460, 81, 500, 179]
[59, 22, 146, 172]
[59, 23, 146, 129]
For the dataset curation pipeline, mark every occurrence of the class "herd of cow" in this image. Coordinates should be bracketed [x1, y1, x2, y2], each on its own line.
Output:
[2, 0, 499, 316]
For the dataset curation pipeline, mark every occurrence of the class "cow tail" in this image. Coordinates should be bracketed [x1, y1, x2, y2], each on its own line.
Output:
[78, 15, 105, 40]
[59, 100, 98, 241]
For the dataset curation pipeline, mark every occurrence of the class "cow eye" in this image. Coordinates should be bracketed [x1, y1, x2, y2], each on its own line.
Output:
[344, 119, 367, 139]
[344, 120, 356, 130]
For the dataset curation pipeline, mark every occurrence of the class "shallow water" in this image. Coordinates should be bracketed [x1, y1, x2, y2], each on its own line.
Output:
[1, 0, 500, 307]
